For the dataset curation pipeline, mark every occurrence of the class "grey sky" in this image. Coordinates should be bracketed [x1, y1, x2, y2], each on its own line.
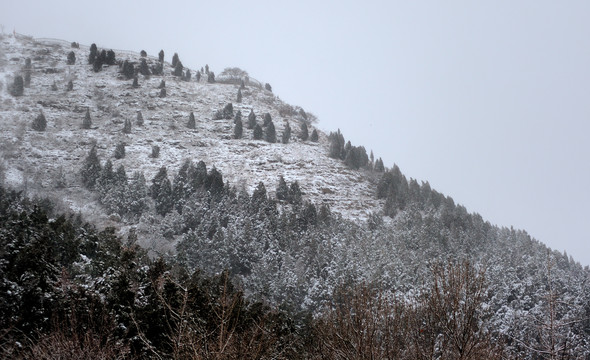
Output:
[2, 0, 589, 265]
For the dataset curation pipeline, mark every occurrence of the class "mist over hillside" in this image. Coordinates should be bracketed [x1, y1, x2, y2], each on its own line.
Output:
[1, 33, 589, 359]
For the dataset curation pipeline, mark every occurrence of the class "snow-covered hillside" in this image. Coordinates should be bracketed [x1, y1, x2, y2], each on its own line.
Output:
[0, 33, 382, 226]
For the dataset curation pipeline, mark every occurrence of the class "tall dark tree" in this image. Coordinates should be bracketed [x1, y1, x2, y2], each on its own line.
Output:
[32, 111, 46, 131]
[310, 129, 319, 142]
[67, 51, 76, 65]
[158, 49, 164, 63]
[247, 109, 256, 129]
[172, 53, 179, 67]
[82, 108, 92, 129]
[151, 145, 160, 158]
[253, 124, 263, 140]
[132, 76, 139, 88]
[300, 122, 309, 141]
[121, 60, 134, 79]
[265, 121, 276, 143]
[88, 43, 97, 64]
[234, 110, 242, 124]
[282, 122, 291, 144]
[207, 71, 215, 83]
[151, 166, 168, 199]
[159, 88, 166, 98]
[237, 88, 242, 103]
[114, 143, 126, 159]
[155, 178, 173, 216]
[187, 112, 196, 129]
[263, 113, 272, 127]
[276, 175, 289, 201]
[173, 61, 183, 77]
[158, 80, 166, 89]
[196, 71, 201, 82]
[11, 75, 24, 96]
[222, 103, 234, 119]
[106, 50, 116, 65]
[123, 118, 132, 134]
[81, 146, 102, 189]
[152, 62, 163, 75]
[289, 181, 302, 204]
[184, 69, 191, 81]
[139, 58, 150, 76]
[136, 111, 144, 126]
[234, 118, 243, 139]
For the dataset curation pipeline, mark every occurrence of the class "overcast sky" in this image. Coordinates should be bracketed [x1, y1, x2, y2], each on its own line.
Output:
[2, 0, 589, 266]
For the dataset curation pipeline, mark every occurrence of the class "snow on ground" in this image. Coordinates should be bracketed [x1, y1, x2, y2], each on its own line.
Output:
[0, 33, 383, 223]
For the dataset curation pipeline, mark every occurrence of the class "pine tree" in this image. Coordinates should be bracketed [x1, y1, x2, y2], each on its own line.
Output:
[32, 111, 47, 131]
[282, 122, 291, 144]
[151, 145, 160, 158]
[263, 113, 272, 127]
[106, 50, 116, 65]
[172, 53, 179, 67]
[207, 71, 215, 83]
[187, 112, 196, 129]
[121, 60, 134, 79]
[136, 111, 144, 126]
[253, 124, 263, 140]
[11, 75, 24, 96]
[223, 103, 234, 119]
[158, 79, 166, 89]
[81, 146, 102, 189]
[300, 122, 309, 141]
[67, 51, 76, 65]
[196, 71, 201, 82]
[123, 118, 132, 134]
[234, 118, 243, 139]
[159, 88, 166, 98]
[276, 176, 289, 201]
[289, 181, 302, 204]
[97, 159, 115, 191]
[247, 109, 256, 129]
[139, 58, 150, 76]
[114, 143, 126, 159]
[82, 108, 92, 129]
[173, 61, 183, 77]
[184, 69, 191, 81]
[310, 129, 319, 142]
[237, 88, 242, 103]
[158, 49, 164, 63]
[234, 110, 242, 124]
[89, 43, 97, 65]
[66, 80, 73, 91]
[132, 76, 139, 88]
[265, 83, 272, 92]
[151, 166, 168, 199]
[265, 121, 276, 143]
[155, 178, 173, 216]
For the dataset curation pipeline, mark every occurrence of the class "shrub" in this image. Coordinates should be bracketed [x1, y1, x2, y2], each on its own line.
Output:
[140, 50, 147, 57]
[265, 83, 272, 92]
[247, 109, 256, 129]
[159, 88, 166, 98]
[300, 122, 309, 141]
[263, 113, 272, 127]
[184, 69, 191, 81]
[66, 80, 73, 91]
[132, 76, 139, 88]
[196, 71, 201, 82]
[114, 143, 126, 159]
[310, 129, 319, 142]
[88, 43, 97, 64]
[253, 124, 263, 140]
[121, 60, 134, 79]
[106, 50, 116, 65]
[158, 79, 165, 89]
[223, 103, 234, 119]
[265, 121, 276, 143]
[32, 111, 47, 131]
[71, 41, 79, 48]
[139, 58, 150, 76]
[173, 61, 183, 77]
[172, 53, 179, 67]
[151, 62, 163, 75]
[234, 118, 243, 139]
[282, 122, 291, 144]
[207, 71, 215, 83]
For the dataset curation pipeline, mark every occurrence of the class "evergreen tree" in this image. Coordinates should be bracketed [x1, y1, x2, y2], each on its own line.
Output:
[265, 83, 272, 92]
[328, 129, 346, 159]
[11, 75, 24, 96]
[139, 58, 150, 76]
[155, 177, 173, 216]
[66, 80, 73, 91]
[159, 88, 166, 98]
[67, 51, 76, 65]
[247, 109, 256, 129]
[196, 71, 201, 82]
[151, 166, 168, 199]
[98, 159, 115, 191]
[152, 62, 163, 75]
[132, 76, 139, 88]
[310, 129, 319, 142]
[234, 110, 242, 124]
[114, 143, 126, 159]
[263, 113, 272, 127]
[222, 103, 234, 119]
[374, 157, 385, 172]
[234, 118, 243, 139]
[82, 108, 92, 129]
[140, 50, 147, 57]
[158, 49, 164, 63]
[289, 181, 302, 204]
[207, 71, 215, 83]
[121, 60, 134, 79]
[205, 167, 224, 195]
[81, 146, 102, 189]
[158, 79, 166, 89]
[265, 121, 276, 143]
[151, 145, 160, 158]
[136, 111, 144, 126]
[173, 61, 183, 77]
[89, 43, 97, 64]
[252, 181, 267, 204]
[276, 176, 289, 201]
[237, 88, 242, 103]
[300, 122, 309, 141]
[106, 50, 116, 65]
[205, 64, 209, 74]
[253, 124, 263, 140]
[123, 118, 132, 134]
[187, 112, 196, 129]
[32, 111, 47, 131]
[172, 53, 179, 67]
[282, 122, 291, 144]
[184, 69, 191, 81]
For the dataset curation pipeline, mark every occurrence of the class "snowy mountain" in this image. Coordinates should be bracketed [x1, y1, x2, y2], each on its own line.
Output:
[2, 33, 590, 358]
